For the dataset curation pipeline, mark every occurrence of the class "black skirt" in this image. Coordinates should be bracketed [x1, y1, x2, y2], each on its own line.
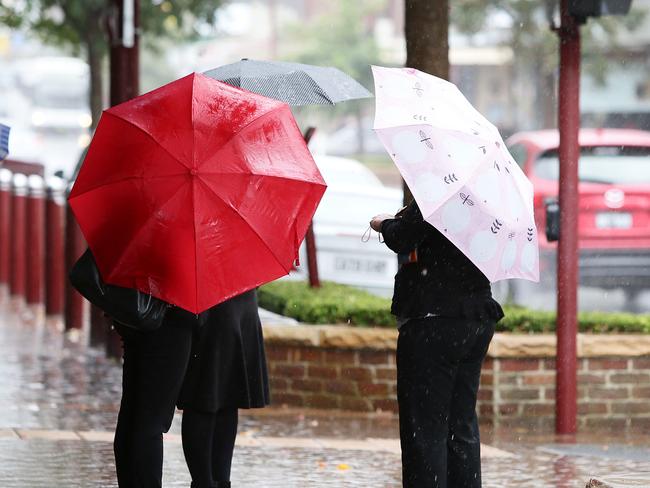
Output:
[174, 289, 270, 412]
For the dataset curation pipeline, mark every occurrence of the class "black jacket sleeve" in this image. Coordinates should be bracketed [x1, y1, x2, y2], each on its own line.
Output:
[379, 202, 434, 254]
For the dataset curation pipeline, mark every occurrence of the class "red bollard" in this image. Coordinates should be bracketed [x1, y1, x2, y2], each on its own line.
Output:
[26, 175, 46, 306]
[0, 169, 12, 290]
[64, 200, 87, 331]
[9, 173, 28, 302]
[45, 177, 66, 316]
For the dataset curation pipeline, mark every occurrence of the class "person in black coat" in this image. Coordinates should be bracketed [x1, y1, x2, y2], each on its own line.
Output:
[112, 318, 193, 488]
[112, 289, 269, 488]
[370, 201, 503, 488]
[176, 289, 269, 488]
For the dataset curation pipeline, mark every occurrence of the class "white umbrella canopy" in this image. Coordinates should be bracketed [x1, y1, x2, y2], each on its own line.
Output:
[372, 65, 539, 283]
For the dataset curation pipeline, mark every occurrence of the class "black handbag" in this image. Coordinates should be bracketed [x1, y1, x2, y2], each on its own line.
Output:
[69, 249, 170, 331]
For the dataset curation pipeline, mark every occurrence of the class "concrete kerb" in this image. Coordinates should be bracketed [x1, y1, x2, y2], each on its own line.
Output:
[0, 427, 516, 458]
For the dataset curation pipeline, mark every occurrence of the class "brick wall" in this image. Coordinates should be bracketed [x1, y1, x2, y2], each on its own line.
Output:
[479, 357, 650, 430]
[263, 325, 650, 426]
[267, 344, 398, 413]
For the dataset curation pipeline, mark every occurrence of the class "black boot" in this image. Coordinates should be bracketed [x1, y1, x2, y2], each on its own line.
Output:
[214, 483, 231, 488]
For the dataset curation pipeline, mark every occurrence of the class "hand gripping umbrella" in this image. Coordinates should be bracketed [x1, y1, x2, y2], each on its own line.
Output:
[204, 58, 372, 287]
[372, 66, 539, 282]
[69, 72, 327, 314]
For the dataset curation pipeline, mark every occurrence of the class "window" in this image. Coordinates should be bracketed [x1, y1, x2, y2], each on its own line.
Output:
[508, 143, 528, 168]
[534, 146, 650, 184]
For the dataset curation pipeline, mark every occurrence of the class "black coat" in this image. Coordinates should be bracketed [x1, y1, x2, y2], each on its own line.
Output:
[380, 202, 503, 321]
[174, 289, 270, 412]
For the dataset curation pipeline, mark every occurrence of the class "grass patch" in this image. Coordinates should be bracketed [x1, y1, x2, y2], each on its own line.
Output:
[258, 280, 650, 334]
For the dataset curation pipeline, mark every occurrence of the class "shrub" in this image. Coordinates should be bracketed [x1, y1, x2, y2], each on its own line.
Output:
[258, 280, 650, 334]
[259, 281, 395, 327]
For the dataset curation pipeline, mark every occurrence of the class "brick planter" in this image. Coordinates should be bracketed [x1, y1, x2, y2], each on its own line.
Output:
[263, 323, 650, 428]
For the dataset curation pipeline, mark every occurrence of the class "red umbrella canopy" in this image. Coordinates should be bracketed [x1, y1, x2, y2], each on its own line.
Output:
[69, 72, 326, 314]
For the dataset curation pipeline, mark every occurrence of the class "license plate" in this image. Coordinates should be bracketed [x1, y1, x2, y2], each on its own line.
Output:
[334, 257, 387, 273]
[595, 212, 632, 229]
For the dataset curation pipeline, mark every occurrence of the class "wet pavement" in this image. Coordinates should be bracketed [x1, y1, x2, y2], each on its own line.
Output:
[1, 292, 650, 487]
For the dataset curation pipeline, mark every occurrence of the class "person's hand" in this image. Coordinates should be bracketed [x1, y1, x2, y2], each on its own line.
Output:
[370, 214, 393, 232]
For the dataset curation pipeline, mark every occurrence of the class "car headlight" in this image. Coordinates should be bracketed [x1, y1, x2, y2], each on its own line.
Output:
[77, 132, 91, 148]
[78, 114, 92, 128]
[31, 111, 45, 127]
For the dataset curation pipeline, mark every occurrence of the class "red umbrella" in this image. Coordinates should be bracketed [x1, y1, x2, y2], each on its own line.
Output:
[69, 72, 326, 314]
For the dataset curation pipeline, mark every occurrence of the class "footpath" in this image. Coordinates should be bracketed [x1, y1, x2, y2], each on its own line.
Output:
[0, 296, 649, 487]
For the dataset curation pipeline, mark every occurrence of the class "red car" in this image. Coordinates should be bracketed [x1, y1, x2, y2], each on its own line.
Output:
[506, 128, 650, 306]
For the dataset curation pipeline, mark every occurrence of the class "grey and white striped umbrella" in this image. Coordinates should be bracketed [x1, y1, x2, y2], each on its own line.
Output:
[203, 59, 372, 106]
[0, 124, 10, 161]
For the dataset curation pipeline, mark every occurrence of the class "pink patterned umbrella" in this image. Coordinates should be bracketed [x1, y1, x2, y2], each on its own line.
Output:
[372, 66, 539, 282]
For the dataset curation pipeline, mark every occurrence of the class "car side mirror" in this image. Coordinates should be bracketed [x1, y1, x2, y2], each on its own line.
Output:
[545, 199, 560, 242]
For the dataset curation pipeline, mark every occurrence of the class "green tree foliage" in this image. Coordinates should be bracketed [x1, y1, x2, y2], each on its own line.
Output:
[284, 0, 382, 151]
[450, 0, 646, 128]
[0, 0, 222, 126]
[287, 0, 382, 90]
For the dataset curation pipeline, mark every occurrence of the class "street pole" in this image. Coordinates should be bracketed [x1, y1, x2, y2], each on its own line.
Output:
[555, 0, 581, 435]
[303, 127, 320, 288]
[110, 0, 140, 106]
[105, 0, 140, 358]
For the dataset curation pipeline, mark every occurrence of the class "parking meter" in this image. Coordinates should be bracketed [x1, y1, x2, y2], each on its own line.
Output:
[569, 0, 633, 21]
[545, 199, 560, 242]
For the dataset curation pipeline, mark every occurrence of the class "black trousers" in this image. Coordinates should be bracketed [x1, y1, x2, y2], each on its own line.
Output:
[397, 316, 496, 488]
[113, 322, 193, 488]
[182, 408, 239, 487]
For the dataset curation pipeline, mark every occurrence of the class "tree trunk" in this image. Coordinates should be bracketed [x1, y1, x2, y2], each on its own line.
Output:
[403, 0, 449, 204]
[86, 34, 104, 131]
[405, 0, 449, 79]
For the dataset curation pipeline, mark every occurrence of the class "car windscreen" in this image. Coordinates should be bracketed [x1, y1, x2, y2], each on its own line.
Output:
[315, 191, 401, 228]
[32, 82, 88, 109]
[534, 146, 650, 184]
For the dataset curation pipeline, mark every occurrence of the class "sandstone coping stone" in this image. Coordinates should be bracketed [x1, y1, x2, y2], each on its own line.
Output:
[262, 324, 650, 358]
[263, 325, 397, 350]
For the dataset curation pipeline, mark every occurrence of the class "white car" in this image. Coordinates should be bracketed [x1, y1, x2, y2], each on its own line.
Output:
[291, 155, 403, 296]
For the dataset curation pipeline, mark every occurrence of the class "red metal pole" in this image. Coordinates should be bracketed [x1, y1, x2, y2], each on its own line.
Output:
[555, 0, 581, 435]
[10, 173, 28, 302]
[45, 177, 66, 315]
[303, 126, 320, 288]
[0, 169, 12, 289]
[104, 0, 140, 357]
[26, 175, 46, 306]
[109, 0, 140, 107]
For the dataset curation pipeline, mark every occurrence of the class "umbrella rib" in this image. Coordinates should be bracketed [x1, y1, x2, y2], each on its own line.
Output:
[191, 178, 198, 313]
[70, 174, 186, 200]
[196, 172, 326, 187]
[303, 73, 335, 105]
[104, 180, 190, 284]
[195, 177, 292, 274]
[196, 104, 290, 172]
[105, 111, 191, 171]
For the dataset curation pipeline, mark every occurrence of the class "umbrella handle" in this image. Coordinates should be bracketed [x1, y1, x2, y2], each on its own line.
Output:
[303, 126, 316, 144]
[361, 226, 372, 243]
